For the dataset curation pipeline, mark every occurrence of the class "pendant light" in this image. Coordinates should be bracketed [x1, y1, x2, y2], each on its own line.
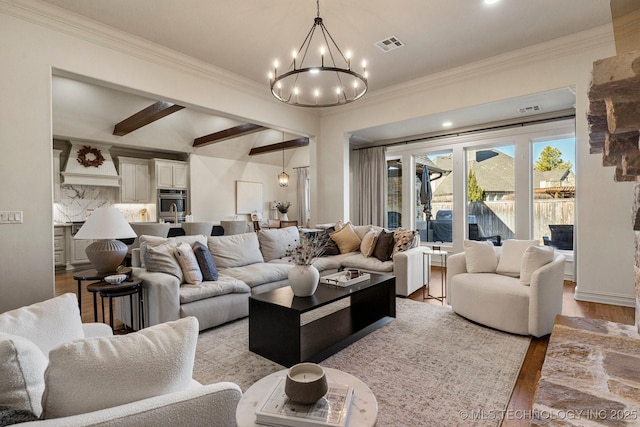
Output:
[278, 132, 289, 187]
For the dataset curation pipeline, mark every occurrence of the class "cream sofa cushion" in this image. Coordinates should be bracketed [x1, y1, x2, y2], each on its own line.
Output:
[521, 246, 555, 285]
[41, 317, 199, 419]
[208, 233, 264, 269]
[175, 242, 203, 285]
[222, 263, 292, 288]
[179, 275, 250, 304]
[0, 333, 48, 416]
[463, 240, 498, 273]
[139, 235, 207, 269]
[0, 293, 84, 357]
[341, 253, 394, 272]
[496, 239, 538, 277]
[258, 226, 300, 262]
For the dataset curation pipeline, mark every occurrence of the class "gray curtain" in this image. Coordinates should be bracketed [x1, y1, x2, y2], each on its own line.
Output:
[296, 167, 309, 227]
[354, 146, 387, 226]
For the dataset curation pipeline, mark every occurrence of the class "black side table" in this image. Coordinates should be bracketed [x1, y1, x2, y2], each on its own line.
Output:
[73, 267, 132, 310]
[87, 278, 144, 332]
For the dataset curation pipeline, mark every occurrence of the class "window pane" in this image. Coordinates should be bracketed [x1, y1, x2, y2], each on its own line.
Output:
[387, 159, 402, 229]
[416, 152, 453, 243]
[533, 138, 575, 249]
[466, 147, 515, 242]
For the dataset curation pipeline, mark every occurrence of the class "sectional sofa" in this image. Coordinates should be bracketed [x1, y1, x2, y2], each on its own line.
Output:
[123, 225, 425, 331]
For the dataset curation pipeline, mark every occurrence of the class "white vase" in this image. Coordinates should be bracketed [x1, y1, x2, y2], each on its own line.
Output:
[279, 212, 289, 221]
[288, 265, 320, 297]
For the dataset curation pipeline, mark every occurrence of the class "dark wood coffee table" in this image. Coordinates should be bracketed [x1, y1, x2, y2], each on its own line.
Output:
[249, 273, 395, 367]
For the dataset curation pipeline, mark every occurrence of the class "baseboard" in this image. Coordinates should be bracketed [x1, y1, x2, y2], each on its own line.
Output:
[574, 288, 636, 307]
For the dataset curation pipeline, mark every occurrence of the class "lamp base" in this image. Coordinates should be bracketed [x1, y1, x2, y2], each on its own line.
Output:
[85, 239, 128, 274]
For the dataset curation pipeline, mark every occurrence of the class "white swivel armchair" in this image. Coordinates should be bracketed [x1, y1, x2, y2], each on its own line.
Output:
[446, 242, 565, 337]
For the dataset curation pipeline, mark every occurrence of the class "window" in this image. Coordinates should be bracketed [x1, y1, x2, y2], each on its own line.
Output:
[465, 146, 515, 241]
[386, 158, 402, 229]
[532, 138, 575, 249]
[416, 152, 453, 243]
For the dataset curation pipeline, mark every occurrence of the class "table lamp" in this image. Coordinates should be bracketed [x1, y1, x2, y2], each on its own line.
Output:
[74, 207, 137, 273]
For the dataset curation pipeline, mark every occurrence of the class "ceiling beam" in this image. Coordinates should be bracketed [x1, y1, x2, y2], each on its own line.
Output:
[193, 123, 267, 147]
[113, 101, 184, 136]
[249, 137, 310, 156]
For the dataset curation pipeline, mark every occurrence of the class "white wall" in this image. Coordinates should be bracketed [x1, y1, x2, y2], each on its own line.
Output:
[0, 2, 317, 312]
[314, 26, 636, 307]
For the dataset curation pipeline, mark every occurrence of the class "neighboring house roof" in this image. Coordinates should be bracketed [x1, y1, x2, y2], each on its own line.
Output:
[533, 168, 575, 187]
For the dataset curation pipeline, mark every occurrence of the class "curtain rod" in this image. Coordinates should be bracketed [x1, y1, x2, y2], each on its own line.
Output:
[352, 112, 576, 151]
[293, 166, 309, 170]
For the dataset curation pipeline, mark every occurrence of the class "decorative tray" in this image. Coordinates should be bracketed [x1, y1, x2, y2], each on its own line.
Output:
[320, 271, 370, 287]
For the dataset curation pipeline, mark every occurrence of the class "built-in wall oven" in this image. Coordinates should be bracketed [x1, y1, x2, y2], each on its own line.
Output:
[157, 189, 188, 223]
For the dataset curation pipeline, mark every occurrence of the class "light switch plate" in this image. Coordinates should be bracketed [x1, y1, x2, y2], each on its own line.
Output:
[0, 211, 23, 224]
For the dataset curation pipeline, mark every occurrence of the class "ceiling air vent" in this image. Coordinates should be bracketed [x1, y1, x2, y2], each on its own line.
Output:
[517, 104, 543, 114]
[375, 36, 405, 52]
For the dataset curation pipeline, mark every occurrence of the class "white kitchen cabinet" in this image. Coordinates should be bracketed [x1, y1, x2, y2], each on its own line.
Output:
[118, 157, 151, 202]
[154, 159, 188, 189]
[71, 238, 93, 265]
[54, 226, 66, 267]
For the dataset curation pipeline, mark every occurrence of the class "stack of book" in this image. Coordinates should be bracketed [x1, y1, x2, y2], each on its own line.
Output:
[255, 378, 354, 427]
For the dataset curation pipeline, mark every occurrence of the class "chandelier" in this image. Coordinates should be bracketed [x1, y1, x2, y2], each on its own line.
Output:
[269, 0, 368, 107]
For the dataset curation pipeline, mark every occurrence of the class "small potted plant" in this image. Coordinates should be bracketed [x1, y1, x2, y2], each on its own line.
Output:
[276, 201, 291, 221]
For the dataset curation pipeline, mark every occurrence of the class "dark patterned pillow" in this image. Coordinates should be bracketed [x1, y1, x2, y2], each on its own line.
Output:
[193, 241, 218, 281]
[372, 230, 395, 262]
[0, 406, 38, 427]
[321, 227, 340, 256]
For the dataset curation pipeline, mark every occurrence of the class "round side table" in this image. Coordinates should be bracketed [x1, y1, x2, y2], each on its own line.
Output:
[73, 267, 132, 310]
[86, 278, 143, 332]
[236, 367, 378, 427]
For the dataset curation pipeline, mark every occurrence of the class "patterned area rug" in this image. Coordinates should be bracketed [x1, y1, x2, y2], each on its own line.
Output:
[193, 298, 530, 427]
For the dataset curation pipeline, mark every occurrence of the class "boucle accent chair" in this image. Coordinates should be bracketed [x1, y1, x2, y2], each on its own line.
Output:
[0, 293, 241, 426]
[446, 240, 565, 337]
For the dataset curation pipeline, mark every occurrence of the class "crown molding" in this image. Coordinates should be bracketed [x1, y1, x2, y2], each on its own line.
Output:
[321, 24, 615, 118]
[0, 0, 277, 104]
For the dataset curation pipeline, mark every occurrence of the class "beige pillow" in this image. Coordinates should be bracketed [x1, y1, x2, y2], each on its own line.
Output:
[175, 242, 203, 285]
[207, 232, 264, 268]
[496, 239, 539, 277]
[139, 235, 207, 269]
[330, 223, 361, 254]
[41, 317, 199, 419]
[463, 240, 498, 273]
[0, 333, 48, 416]
[143, 243, 184, 283]
[520, 246, 555, 285]
[258, 226, 300, 262]
[360, 230, 379, 257]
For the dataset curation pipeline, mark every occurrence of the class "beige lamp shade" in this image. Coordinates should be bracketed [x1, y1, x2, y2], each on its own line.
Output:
[74, 207, 137, 273]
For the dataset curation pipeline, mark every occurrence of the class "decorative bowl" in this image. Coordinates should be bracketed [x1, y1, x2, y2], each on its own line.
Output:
[104, 274, 127, 284]
[284, 363, 328, 404]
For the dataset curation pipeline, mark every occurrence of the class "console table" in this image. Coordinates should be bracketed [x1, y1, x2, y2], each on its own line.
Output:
[249, 274, 396, 367]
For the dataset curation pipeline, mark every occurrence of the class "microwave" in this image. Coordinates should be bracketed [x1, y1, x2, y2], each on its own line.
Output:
[157, 189, 188, 223]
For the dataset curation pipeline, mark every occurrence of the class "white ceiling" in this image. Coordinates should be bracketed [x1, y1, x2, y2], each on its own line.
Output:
[43, 0, 610, 159]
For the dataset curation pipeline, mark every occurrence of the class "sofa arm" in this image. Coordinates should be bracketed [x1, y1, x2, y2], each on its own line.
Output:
[445, 252, 467, 305]
[392, 247, 425, 297]
[20, 382, 242, 427]
[528, 254, 565, 337]
[81, 323, 113, 338]
[129, 267, 182, 327]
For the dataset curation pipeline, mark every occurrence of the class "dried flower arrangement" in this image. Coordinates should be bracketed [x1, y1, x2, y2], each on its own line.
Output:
[276, 201, 291, 213]
[287, 232, 331, 266]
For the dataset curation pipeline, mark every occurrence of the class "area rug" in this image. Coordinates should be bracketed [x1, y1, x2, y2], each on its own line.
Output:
[193, 298, 530, 427]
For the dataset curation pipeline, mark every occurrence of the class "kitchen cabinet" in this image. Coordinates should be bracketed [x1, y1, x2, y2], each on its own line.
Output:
[70, 238, 93, 265]
[118, 157, 151, 202]
[54, 226, 66, 267]
[154, 159, 188, 189]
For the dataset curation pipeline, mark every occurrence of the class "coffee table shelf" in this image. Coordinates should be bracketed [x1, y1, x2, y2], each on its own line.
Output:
[249, 273, 395, 367]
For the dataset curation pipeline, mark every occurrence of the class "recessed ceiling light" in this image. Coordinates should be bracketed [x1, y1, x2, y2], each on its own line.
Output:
[484, 0, 500, 5]
[442, 121, 453, 128]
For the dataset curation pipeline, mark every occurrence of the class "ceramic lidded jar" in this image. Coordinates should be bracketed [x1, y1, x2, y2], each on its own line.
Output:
[284, 363, 328, 404]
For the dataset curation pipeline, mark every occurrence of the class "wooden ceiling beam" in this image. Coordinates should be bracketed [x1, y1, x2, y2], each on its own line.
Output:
[193, 123, 267, 147]
[249, 137, 309, 156]
[113, 101, 184, 136]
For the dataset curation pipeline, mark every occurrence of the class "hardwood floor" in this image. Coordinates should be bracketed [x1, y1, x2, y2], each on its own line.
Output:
[55, 266, 635, 425]
[408, 267, 635, 427]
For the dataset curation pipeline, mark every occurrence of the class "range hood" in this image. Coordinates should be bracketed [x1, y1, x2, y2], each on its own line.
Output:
[61, 142, 120, 187]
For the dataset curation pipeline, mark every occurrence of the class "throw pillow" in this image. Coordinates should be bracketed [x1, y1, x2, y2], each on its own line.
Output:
[143, 243, 184, 283]
[392, 228, 419, 255]
[321, 227, 340, 256]
[372, 230, 395, 262]
[520, 246, 555, 285]
[0, 406, 39, 426]
[496, 239, 539, 277]
[258, 227, 300, 262]
[207, 232, 264, 269]
[0, 333, 48, 416]
[193, 241, 218, 281]
[139, 235, 207, 269]
[175, 242, 203, 285]
[360, 230, 379, 257]
[0, 293, 84, 357]
[330, 223, 361, 254]
[41, 317, 199, 419]
[463, 240, 498, 273]
[353, 225, 373, 240]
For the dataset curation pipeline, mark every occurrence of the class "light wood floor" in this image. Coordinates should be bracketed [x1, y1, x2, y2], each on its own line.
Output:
[55, 268, 635, 426]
